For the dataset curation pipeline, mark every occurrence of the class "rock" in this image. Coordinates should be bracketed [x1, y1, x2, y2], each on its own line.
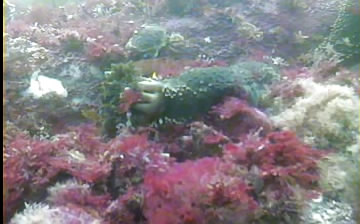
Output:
[25, 71, 68, 99]
[301, 196, 356, 224]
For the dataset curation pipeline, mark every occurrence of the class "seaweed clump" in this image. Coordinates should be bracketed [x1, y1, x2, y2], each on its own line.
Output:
[125, 24, 185, 60]
[326, 0, 360, 66]
[100, 62, 142, 138]
[3, 124, 172, 223]
[4, 120, 327, 224]
[271, 78, 359, 150]
[318, 142, 360, 222]
[313, 0, 360, 66]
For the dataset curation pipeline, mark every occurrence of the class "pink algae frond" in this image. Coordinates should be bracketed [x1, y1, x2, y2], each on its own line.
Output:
[3, 124, 165, 220]
[143, 158, 257, 224]
[118, 88, 143, 114]
[211, 97, 273, 139]
[224, 131, 326, 189]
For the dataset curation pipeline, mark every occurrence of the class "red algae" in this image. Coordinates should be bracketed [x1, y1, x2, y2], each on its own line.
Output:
[4, 0, 343, 222]
[211, 97, 273, 140]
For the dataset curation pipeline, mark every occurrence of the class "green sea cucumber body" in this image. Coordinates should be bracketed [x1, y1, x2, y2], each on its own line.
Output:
[149, 61, 280, 124]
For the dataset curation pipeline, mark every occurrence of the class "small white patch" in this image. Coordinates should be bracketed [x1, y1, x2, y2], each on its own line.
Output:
[312, 194, 323, 203]
[161, 153, 170, 157]
[311, 213, 324, 222]
[204, 36, 211, 43]
[126, 112, 133, 128]
[265, 56, 288, 67]
[67, 150, 86, 162]
[26, 72, 68, 98]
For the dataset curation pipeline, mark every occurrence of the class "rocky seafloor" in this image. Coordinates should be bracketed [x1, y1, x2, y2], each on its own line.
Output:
[3, 0, 359, 223]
